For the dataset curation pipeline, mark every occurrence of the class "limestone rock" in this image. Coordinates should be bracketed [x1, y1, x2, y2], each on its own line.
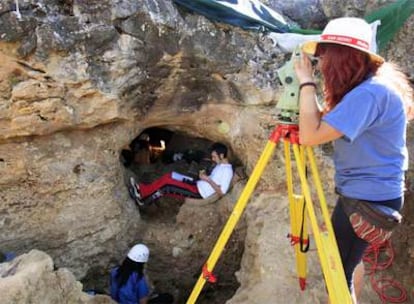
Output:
[0, 249, 114, 303]
[0, 0, 413, 303]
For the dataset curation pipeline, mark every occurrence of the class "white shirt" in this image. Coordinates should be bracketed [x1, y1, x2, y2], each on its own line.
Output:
[197, 163, 233, 199]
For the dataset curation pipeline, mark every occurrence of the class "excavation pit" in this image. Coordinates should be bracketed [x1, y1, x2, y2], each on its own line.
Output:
[118, 127, 246, 303]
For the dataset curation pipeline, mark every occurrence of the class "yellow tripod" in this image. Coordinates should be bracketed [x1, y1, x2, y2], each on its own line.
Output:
[186, 123, 352, 304]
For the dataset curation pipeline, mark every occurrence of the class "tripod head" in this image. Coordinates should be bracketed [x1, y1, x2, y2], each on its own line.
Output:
[276, 48, 301, 124]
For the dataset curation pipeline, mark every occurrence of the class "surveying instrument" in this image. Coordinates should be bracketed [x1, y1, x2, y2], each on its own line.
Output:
[186, 49, 352, 303]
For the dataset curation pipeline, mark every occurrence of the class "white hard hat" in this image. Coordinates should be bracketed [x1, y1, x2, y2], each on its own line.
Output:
[127, 244, 150, 263]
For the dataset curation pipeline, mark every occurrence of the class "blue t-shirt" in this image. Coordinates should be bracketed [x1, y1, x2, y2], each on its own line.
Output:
[110, 267, 150, 304]
[323, 77, 408, 201]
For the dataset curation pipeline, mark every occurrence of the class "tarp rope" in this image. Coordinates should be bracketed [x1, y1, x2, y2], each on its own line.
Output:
[363, 240, 409, 303]
[14, 0, 22, 19]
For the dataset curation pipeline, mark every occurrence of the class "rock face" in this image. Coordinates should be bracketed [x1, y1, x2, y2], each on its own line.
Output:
[0, 250, 114, 303]
[0, 0, 413, 303]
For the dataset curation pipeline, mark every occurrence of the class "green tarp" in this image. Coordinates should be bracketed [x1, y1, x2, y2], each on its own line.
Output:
[173, 0, 414, 51]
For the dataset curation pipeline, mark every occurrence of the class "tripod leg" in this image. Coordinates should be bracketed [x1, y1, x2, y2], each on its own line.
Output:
[284, 141, 308, 290]
[305, 146, 337, 238]
[291, 144, 352, 303]
[186, 135, 281, 304]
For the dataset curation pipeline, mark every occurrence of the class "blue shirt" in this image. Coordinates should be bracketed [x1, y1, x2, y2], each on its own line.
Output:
[110, 267, 150, 304]
[323, 77, 408, 201]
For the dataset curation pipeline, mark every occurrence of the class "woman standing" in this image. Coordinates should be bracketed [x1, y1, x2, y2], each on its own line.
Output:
[294, 17, 413, 302]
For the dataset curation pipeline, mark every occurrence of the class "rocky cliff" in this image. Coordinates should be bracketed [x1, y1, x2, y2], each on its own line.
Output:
[0, 0, 413, 303]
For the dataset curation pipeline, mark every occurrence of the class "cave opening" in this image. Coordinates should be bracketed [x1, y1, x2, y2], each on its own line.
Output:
[117, 126, 246, 303]
[121, 126, 216, 177]
[121, 127, 218, 220]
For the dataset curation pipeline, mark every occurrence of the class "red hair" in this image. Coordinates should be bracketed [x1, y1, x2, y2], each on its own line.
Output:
[376, 62, 414, 121]
[316, 43, 380, 112]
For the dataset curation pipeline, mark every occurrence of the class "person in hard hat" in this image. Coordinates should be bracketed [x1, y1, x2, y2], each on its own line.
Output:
[128, 142, 233, 207]
[110, 244, 174, 304]
[294, 17, 412, 302]
[110, 244, 151, 304]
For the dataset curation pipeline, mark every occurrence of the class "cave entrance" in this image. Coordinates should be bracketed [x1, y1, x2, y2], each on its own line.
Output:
[120, 127, 245, 303]
[121, 127, 216, 221]
[121, 126, 214, 174]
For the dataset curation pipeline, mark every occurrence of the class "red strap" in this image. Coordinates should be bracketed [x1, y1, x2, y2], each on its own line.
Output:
[202, 263, 217, 283]
[287, 233, 309, 246]
[321, 34, 369, 50]
[269, 124, 300, 144]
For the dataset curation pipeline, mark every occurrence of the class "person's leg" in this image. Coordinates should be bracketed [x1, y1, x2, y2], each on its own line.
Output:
[331, 199, 369, 303]
[138, 172, 200, 199]
[161, 184, 202, 199]
[324, 262, 365, 304]
[353, 262, 365, 301]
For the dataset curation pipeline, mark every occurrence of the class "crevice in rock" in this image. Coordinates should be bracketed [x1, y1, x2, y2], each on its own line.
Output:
[16, 61, 46, 74]
[112, 126, 246, 303]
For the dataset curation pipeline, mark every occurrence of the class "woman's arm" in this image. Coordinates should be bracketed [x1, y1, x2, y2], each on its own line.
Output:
[294, 53, 342, 145]
[139, 296, 148, 304]
[299, 85, 342, 145]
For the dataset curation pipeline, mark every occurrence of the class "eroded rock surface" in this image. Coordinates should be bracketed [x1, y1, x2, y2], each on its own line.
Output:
[0, 0, 413, 303]
[0, 250, 114, 303]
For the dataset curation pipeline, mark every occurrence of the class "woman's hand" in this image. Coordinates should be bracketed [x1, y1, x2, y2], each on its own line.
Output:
[294, 52, 315, 84]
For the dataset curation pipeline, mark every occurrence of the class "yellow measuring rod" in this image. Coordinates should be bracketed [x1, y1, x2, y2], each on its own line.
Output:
[292, 144, 352, 303]
[284, 140, 308, 290]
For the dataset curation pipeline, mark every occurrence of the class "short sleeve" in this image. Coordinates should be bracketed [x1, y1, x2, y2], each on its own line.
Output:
[110, 268, 119, 301]
[221, 168, 233, 194]
[137, 277, 150, 300]
[323, 88, 380, 142]
[212, 166, 233, 194]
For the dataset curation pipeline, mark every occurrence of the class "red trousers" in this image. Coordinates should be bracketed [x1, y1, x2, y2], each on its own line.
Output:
[139, 172, 200, 200]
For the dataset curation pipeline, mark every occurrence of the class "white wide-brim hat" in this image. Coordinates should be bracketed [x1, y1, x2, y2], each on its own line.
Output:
[302, 17, 384, 64]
